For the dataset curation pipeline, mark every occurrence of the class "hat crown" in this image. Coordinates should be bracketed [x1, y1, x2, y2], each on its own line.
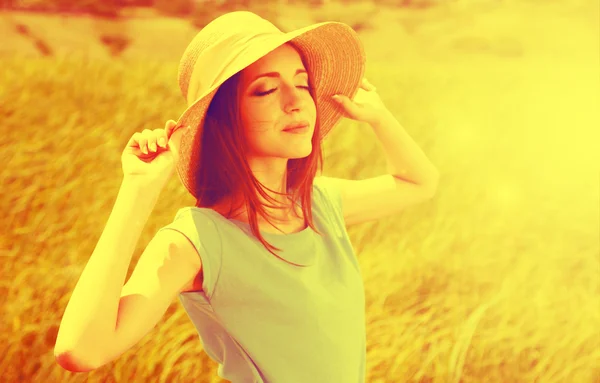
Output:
[205, 11, 278, 34]
[178, 12, 281, 100]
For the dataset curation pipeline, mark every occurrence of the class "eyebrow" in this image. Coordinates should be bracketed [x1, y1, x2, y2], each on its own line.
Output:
[250, 69, 307, 84]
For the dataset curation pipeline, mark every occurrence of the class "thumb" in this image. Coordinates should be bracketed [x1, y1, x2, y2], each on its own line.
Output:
[167, 124, 192, 153]
[165, 120, 178, 138]
[333, 94, 354, 105]
[167, 122, 191, 140]
[332, 94, 355, 112]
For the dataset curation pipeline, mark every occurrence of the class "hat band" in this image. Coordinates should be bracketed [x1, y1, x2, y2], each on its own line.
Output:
[186, 30, 284, 106]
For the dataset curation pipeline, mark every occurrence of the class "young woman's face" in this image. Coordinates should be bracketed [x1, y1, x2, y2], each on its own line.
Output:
[238, 43, 317, 160]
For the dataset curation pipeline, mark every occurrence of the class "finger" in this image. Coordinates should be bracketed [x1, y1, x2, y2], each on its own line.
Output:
[169, 122, 189, 141]
[153, 129, 168, 150]
[157, 134, 168, 149]
[170, 123, 189, 139]
[169, 124, 191, 145]
[127, 132, 141, 149]
[148, 138, 158, 153]
[167, 125, 192, 162]
[332, 94, 354, 114]
[359, 78, 369, 91]
[137, 132, 149, 154]
[143, 130, 160, 153]
[333, 94, 354, 103]
[363, 77, 376, 91]
[165, 120, 177, 139]
[141, 129, 158, 153]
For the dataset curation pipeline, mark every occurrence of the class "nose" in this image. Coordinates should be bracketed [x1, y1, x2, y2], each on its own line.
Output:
[282, 85, 307, 113]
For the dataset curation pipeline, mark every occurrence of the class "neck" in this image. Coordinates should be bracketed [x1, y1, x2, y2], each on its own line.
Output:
[215, 159, 301, 221]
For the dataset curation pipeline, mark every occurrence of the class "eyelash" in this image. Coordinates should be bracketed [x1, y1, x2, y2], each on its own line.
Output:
[256, 86, 311, 97]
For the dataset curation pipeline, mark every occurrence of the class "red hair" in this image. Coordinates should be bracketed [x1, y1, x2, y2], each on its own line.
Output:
[193, 45, 324, 258]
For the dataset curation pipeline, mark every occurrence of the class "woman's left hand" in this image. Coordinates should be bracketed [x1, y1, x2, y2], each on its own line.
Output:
[331, 78, 391, 126]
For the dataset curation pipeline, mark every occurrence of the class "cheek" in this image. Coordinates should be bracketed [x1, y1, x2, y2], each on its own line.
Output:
[241, 94, 317, 127]
[241, 102, 278, 130]
[240, 113, 275, 153]
[304, 98, 318, 126]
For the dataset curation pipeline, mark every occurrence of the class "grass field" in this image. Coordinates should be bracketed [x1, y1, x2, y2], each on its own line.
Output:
[1, 1, 599, 382]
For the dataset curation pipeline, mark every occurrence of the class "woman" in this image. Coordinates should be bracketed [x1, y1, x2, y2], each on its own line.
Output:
[54, 10, 437, 382]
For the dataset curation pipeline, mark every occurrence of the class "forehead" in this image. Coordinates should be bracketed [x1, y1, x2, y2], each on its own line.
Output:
[240, 44, 305, 80]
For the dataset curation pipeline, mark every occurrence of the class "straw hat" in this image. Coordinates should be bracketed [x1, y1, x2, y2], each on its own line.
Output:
[173, 11, 366, 199]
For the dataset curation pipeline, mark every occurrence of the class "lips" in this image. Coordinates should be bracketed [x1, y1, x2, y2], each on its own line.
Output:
[283, 121, 310, 131]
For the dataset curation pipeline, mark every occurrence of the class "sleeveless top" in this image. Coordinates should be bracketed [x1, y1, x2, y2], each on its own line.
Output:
[157, 176, 366, 383]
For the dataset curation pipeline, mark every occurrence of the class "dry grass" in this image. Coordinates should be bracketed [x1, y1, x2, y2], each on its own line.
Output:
[1, 1, 599, 382]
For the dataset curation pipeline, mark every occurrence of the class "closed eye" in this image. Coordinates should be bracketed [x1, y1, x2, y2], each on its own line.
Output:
[256, 86, 311, 97]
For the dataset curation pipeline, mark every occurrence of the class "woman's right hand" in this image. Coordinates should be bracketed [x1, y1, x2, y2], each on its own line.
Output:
[121, 120, 190, 186]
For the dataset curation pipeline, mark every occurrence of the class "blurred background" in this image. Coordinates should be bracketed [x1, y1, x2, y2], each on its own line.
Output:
[1, 0, 598, 382]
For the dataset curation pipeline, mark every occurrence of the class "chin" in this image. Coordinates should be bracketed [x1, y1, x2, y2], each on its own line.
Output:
[288, 153, 311, 160]
[287, 146, 313, 159]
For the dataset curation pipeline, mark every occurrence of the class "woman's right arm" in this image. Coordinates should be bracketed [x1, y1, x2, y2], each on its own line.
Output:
[54, 177, 202, 372]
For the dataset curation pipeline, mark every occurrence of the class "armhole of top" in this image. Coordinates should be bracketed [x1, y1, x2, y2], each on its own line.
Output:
[313, 176, 345, 237]
[314, 176, 343, 215]
[157, 208, 223, 301]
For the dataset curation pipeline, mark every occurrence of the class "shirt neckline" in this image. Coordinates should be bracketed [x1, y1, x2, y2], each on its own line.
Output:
[202, 208, 318, 267]
[205, 208, 312, 238]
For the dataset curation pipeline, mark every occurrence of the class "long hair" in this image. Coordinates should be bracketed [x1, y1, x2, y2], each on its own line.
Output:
[193, 45, 324, 258]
